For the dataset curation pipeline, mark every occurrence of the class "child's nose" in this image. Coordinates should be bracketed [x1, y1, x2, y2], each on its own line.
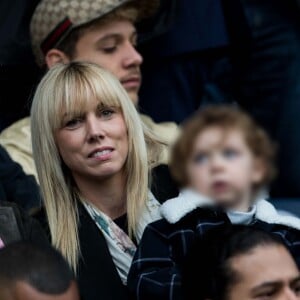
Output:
[210, 155, 226, 172]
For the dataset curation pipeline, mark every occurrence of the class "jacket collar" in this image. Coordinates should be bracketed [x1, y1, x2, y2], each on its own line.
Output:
[160, 188, 300, 230]
[160, 189, 213, 224]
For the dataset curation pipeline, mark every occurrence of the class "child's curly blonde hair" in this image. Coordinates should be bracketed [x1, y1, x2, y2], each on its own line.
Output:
[170, 105, 277, 189]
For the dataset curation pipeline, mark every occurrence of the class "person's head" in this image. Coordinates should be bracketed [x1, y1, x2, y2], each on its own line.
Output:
[30, 0, 159, 104]
[182, 225, 300, 300]
[170, 105, 276, 211]
[0, 241, 79, 300]
[31, 61, 156, 271]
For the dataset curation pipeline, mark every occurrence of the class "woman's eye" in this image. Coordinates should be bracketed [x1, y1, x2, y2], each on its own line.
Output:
[193, 153, 208, 165]
[64, 118, 82, 129]
[223, 148, 239, 159]
[100, 109, 115, 118]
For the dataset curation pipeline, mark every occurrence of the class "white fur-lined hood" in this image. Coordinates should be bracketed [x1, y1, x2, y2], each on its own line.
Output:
[160, 188, 300, 230]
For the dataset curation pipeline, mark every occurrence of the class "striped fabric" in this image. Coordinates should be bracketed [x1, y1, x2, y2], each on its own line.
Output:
[128, 207, 300, 300]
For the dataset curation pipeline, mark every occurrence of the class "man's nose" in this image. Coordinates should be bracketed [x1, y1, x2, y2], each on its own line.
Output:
[282, 287, 300, 300]
[123, 43, 143, 68]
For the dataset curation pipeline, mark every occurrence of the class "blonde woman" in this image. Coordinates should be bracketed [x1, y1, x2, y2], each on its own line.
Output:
[31, 62, 162, 300]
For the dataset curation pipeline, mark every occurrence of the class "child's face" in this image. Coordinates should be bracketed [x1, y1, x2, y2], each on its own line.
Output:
[186, 127, 265, 210]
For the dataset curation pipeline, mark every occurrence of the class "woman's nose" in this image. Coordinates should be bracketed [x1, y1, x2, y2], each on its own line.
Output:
[86, 115, 105, 142]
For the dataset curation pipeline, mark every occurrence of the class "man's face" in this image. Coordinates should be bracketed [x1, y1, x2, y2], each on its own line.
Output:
[71, 19, 143, 105]
[227, 245, 300, 300]
[0, 280, 80, 300]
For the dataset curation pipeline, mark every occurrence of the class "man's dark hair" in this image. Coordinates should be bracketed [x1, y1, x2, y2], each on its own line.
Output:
[0, 241, 75, 294]
[182, 225, 286, 300]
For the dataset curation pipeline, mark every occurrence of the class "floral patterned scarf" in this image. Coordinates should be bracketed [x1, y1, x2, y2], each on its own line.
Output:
[82, 192, 161, 284]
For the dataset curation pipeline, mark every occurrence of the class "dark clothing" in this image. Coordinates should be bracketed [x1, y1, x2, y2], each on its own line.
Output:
[0, 0, 39, 64]
[128, 206, 300, 300]
[0, 145, 41, 214]
[0, 201, 48, 247]
[151, 164, 179, 203]
[219, 0, 300, 197]
[137, 0, 231, 124]
[0, 0, 41, 130]
[77, 203, 129, 300]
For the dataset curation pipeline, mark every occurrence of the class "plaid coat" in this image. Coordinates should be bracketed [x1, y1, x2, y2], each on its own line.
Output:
[127, 189, 300, 300]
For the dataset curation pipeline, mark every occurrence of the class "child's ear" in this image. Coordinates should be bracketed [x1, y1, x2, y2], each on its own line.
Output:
[252, 158, 266, 184]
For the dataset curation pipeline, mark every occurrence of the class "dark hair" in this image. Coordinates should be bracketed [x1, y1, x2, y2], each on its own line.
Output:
[182, 225, 286, 300]
[0, 241, 75, 294]
[170, 105, 277, 189]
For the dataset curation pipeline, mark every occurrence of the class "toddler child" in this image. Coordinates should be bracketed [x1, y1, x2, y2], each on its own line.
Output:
[127, 105, 300, 300]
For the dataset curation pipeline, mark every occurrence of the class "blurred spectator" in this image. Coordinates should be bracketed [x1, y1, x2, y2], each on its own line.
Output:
[0, 241, 80, 300]
[182, 225, 300, 300]
[0, 0, 41, 131]
[127, 106, 300, 300]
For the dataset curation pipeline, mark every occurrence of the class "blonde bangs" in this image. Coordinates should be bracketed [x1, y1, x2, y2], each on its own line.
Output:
[49, 64, 123, 130]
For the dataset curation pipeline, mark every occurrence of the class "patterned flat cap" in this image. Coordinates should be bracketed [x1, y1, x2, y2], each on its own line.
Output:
[30, 0, 159, 66]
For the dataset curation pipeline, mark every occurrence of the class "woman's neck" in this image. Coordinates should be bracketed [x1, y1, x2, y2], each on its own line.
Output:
[75, 173, 127, 220]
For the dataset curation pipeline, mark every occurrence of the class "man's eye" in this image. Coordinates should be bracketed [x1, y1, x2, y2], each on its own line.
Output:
[193, 153, 208, 164]
[255, 290, 276, 299]
[223, 148, 239, 159]
[293, 283, 300, 294]
[102, 46, 117, 54]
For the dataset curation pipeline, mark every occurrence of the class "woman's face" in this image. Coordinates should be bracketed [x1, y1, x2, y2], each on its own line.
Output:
[55, 99, 128, 185]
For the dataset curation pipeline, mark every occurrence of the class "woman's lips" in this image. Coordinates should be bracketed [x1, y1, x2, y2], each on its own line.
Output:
[88, 148, 114, 162]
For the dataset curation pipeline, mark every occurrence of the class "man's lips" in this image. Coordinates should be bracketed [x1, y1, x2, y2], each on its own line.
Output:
[120, 76, 141, 89]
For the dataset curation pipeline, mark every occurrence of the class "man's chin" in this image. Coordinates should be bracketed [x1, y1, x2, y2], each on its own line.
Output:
[126, 89, 139, 107]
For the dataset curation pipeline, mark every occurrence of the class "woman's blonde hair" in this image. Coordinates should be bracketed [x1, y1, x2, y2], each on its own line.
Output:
[31, 61, 160, 271]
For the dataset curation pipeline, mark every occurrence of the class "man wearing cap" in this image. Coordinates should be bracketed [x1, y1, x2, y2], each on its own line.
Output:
[0, 0, 178, 182]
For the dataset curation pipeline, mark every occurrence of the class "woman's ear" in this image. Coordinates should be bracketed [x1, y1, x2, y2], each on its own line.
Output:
[45, 49, 70, 68]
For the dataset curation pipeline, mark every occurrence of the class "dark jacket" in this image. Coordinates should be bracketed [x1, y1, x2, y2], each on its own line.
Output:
[77, 202, 129, 300]
[0, 145, 41, 214]
[34, 202, 128, 300]
[127, 191, 300, 300]
[0, 201, 48, 247]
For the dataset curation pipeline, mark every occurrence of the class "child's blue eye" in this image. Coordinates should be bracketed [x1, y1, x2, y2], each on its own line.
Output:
[223, 148, 239, 159]
[193, 153, 208, 164]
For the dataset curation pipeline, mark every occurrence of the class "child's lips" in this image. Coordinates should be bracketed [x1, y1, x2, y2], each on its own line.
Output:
[212, 181, 229, 193]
